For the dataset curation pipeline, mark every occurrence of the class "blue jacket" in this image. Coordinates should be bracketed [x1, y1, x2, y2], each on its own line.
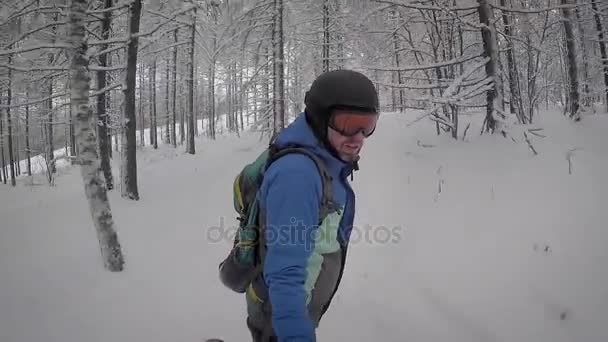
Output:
[253, 112, 356, 341]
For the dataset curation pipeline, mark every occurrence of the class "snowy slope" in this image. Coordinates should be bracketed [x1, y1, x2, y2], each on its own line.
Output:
[1, 109, 607, 342]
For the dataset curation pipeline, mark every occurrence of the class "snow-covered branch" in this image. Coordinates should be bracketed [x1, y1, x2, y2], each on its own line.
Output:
[135, 5, 197, 39]
[370, 54, 484, 72]
[0, 44, 70, 57]
[0, 63, 68, 72]
[373, 0, 478, 12]
[89, 65, 126, 72]
[491, 3, 578, 13]
[86, 3, 129, 15]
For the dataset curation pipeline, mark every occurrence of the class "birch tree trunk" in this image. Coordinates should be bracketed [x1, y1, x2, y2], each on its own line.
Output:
[561, 0, 580, 120]
[121, 0, 142, 200]
[68, 0, 125, 272]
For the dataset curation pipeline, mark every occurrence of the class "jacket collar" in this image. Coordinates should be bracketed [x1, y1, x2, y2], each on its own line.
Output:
[273, 112, 357, 180]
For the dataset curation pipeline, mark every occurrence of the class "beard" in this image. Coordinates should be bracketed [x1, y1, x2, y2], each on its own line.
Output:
[338, 145, 361, 163]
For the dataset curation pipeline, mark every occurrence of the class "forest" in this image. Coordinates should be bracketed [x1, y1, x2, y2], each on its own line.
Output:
[1, 0, 607, 269]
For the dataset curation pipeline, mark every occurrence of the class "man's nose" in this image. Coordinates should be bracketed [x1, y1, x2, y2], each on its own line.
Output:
[351, 131, 366, 142]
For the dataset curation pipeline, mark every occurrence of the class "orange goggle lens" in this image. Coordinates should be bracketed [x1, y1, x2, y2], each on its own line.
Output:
[329, 113, 378, 137]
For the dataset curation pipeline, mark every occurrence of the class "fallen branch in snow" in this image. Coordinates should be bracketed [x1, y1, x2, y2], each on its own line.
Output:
[462, 123, 471, 141]
[527, 128, 546, 138]
[523, 131, 538, 155]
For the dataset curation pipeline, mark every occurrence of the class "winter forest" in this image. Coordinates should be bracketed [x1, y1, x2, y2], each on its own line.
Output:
[1, 0, 608, 341]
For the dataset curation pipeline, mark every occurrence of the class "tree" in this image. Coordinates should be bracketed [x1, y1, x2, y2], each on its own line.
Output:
[121, 0, 142, 200]
[67, 0, 125, 272]
[478, 0, 505, 134]
[97, 0, 114, 190]
[186, 6, 196, 155]
[591, 0, 608, 111]
[561, 0, 581, 120]
[272, 0, 285, 136]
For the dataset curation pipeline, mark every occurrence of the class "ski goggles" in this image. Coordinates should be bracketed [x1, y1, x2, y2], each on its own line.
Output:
[328, 111, 378, 137]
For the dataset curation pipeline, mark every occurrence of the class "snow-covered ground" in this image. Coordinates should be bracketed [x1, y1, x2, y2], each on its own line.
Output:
[1, 108, 607, 342]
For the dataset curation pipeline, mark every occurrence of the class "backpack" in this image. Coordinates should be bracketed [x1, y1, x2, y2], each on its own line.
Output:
[218, 143, 337, 294]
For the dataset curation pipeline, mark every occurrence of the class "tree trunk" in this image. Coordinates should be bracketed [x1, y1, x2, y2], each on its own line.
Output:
[139, 62, 145, 146]
[165, 56, 170, 144]
[391, 10, 404, 112]
[0, 97, 6, 184]
[25, 89, 32, 177]
[172, 29, 178, 147]
[322, 0, 330, 72]
[150, 59, 158, 149]
[561, 0, 580, 120]
[186, 7, 196, 154]
[68, 0, 125, 271]
[208, 8, 217, 140]
[591, 0, 608, 111]
[47, 14, 58, 175]
[97, 0, 114, 190]
[575, 4, 592, 108]
[6, 56, 16, 186]
[47, 81, 55, 174]
[500, 0, 525, 123]
[478, 0, 505, 134]
[121, 0, 142, 200]
[265, 44, 271, 133]
[272, 0, 285, 136]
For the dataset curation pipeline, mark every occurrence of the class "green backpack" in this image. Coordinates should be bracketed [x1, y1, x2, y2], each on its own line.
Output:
[218, 143, 337, 294]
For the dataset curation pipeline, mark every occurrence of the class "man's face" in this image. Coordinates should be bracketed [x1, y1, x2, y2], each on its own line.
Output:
[326, 109, 378, 162]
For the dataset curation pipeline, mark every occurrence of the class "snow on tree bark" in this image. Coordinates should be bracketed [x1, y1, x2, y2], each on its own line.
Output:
[561, 0, 580, 121]
[121, 0, 142, 200]
[477, 0, 506, 134]
[68, 0, 125, 272]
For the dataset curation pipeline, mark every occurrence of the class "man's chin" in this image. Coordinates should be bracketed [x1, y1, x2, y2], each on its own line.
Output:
[339, 152, 360, 163]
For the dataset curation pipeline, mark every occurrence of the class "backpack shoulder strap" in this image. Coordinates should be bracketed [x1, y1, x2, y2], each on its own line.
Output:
[267, 144, 338, 222]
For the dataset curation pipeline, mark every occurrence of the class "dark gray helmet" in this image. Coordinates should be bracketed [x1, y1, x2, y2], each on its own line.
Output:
[304, 70, 379, 141]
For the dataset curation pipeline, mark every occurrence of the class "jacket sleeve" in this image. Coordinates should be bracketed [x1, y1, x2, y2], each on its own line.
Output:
[259, 154, 322, 342]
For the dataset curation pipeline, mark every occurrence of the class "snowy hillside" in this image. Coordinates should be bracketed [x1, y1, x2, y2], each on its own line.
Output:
[1, 109, 607, 342]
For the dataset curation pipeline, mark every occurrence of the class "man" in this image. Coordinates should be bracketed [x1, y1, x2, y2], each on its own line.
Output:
[246, 70, 380, 342]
